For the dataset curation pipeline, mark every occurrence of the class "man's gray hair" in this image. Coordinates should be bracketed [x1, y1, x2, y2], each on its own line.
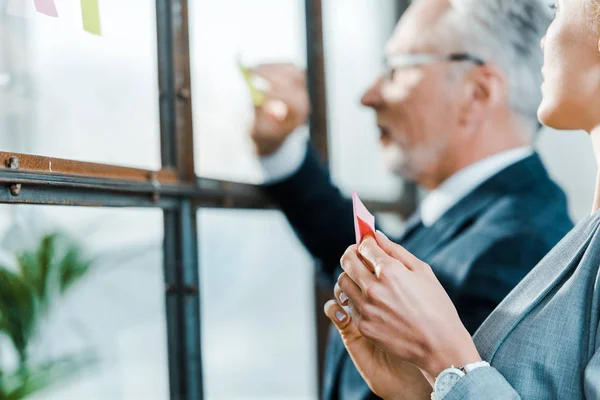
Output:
[439, 0, 553, 129]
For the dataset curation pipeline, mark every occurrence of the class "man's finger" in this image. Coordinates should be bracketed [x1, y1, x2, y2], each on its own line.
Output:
[341, 245, 377, 290]
[263, 99, 289, 122]
[358, 235, 394, 277]
[375, 230, 422, 271]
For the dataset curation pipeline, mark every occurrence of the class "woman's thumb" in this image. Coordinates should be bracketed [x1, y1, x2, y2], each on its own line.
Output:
[324, 300, 361, 343]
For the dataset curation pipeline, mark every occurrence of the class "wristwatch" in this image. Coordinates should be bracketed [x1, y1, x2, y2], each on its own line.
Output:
[431, 361, 490, 400]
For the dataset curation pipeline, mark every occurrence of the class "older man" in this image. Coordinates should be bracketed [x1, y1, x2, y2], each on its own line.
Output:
[248, 0, 572, 399]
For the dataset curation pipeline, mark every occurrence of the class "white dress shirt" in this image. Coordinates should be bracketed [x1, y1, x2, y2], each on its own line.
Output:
[259, 135, 534, 227]
[258, 131, 309, 183]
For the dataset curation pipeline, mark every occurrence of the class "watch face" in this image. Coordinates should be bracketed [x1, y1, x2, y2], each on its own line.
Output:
[435, 369, 465, 398]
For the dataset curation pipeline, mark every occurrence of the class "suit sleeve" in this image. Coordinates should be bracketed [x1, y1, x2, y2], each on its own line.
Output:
[262, 145, 356, 283]
[451, 233, 547, 334]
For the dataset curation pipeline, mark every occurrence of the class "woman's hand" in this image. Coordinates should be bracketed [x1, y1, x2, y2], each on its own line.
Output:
[323, 300, 432, 400]
[337, 231, 481, 379]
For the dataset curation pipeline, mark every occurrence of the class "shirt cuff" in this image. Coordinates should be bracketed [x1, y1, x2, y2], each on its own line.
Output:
[259, 130, 308, 184]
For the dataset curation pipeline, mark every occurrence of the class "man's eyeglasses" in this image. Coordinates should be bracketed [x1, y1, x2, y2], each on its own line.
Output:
[384, 53, 486, 80]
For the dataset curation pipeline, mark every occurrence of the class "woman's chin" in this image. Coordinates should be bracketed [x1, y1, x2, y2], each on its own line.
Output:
[537, 100, 563, 130]
[538, 90, 585, 131]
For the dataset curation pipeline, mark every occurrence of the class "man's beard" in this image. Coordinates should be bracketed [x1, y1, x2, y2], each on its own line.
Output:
[381, 143, 408, 176]
[381, 141, 445, 181]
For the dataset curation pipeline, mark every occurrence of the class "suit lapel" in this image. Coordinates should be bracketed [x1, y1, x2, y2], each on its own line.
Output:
[415, 189, 499, 260]
[397, 212, 423, 242]
[414, 153, 546, 259]
[473, 213, 600, 361]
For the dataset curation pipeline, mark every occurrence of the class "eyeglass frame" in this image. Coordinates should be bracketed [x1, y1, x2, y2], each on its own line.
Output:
[383, 53, 486, 81]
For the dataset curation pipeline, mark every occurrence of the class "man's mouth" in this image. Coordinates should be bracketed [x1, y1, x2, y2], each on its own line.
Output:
[378, 126, 392, 144]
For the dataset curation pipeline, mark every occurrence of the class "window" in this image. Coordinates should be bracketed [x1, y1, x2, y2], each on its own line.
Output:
[0, 0, 161, 169]
[199, 210, 317, 399]
[190, 0, 307, 184]
[323, 0, 403, 200]
[0, 206, 168, 400]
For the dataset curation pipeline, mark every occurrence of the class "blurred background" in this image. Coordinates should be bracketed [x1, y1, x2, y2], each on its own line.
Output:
[0, 0, 596, 399]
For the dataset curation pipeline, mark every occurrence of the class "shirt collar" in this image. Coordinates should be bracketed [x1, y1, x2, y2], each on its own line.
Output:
[420, 146, 534, 227]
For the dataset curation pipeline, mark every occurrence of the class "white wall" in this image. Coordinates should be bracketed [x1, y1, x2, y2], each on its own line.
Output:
[537, 128, 597, 224]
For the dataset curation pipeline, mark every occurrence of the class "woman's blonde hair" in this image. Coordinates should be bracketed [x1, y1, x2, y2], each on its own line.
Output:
[589, 0, 600, 31]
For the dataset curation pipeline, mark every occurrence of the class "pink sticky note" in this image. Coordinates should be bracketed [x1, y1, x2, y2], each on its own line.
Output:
[34, 0, 58, 17]
[352, 191, 375, 245]
[6, 0, 30, 17]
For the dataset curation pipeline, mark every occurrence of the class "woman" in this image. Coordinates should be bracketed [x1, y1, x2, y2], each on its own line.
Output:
[324, 0, 600, 398]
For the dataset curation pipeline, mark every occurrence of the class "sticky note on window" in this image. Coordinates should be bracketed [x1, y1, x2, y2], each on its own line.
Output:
[236, 57, 266, 107]
[6, 0, 31, 17]
[34, 0, 58, 17]
[352, 191, 375, 245]
[81, 0, 102, 35]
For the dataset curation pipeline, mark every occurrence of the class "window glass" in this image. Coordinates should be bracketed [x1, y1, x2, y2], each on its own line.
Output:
[0, 206, 167, 400]
[323, 0, 403, 200]
[198, 209, 317, 399]
[190, 0, 307, 183]
[0, 0, 161, 169]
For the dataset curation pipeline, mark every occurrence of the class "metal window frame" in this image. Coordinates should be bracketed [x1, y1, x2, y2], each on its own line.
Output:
[0, 1, 414, 399]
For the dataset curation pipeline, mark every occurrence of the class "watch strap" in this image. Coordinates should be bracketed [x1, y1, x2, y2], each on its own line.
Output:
[432, 361, 490, 400]
[461, 360, 490, 373]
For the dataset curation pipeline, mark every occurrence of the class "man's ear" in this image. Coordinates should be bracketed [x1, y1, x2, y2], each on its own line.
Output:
[473, 64, 505, 108]
[461, 65, 505, 121]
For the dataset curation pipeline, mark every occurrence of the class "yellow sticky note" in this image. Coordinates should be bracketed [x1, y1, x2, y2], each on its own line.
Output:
[81, 0, 101, 35]
[236, 57, 266, 107]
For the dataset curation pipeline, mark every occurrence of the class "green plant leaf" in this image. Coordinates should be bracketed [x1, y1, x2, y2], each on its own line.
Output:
[16, 251, 41, 299]
[58, 243, 92, 295]
[16, 233, 92, 313]
[0, 266, 38, 360]
[0, 354, 94, 400]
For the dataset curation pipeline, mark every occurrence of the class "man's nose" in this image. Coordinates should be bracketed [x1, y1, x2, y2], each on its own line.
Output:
[361, 77, 385, 109]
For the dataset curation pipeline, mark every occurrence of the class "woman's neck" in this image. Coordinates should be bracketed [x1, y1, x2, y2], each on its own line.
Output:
[590, 126, 600, 213]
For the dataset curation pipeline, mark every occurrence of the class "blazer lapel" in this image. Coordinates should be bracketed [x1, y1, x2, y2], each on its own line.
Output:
[473, 213, 600, 361]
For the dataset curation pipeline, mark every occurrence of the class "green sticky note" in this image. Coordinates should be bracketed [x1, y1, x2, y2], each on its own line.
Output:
[81, 0, 102, 36]
[236, 57, 266, 107]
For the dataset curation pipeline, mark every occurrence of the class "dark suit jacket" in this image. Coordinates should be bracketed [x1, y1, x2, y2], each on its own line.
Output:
[263, 145, 573, 400]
